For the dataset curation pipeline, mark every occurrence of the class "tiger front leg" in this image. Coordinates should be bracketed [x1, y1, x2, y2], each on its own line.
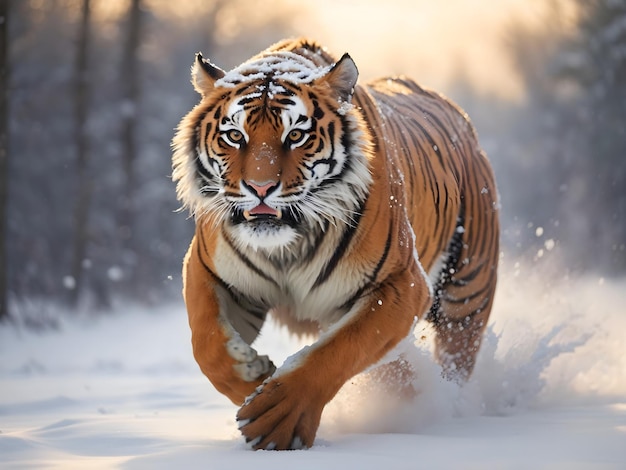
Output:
[183, 236, 276, 405]
[237, 270, 431, 450]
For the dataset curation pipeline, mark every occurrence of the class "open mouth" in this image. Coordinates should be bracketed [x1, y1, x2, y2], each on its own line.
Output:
[243, 203, 282, 221]
[231, 203, 300, 228]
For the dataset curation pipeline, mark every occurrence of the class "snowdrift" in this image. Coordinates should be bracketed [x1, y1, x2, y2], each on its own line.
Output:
[1, 265, 625, 469]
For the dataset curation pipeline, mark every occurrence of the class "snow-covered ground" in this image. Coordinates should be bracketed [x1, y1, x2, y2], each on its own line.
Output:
[1, 267, 625, 469]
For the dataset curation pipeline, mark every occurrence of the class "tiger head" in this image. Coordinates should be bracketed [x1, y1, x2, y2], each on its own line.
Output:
[172, 48, 373, 253]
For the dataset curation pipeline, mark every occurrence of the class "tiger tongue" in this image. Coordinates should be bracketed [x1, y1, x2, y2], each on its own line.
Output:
[245, 203, 282, 219]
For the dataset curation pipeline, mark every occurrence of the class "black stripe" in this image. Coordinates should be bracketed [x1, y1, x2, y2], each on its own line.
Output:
[221, 228, 281, 289]
[443, 283, 489, 304]
[371, 222, 393, 284]
[312, 197, 366, 289]
[191, 108, 209, 156]
[337, 219, 394, 311]
[199, 232, 276, 316]
[463, 295, 491, 322]
[301, 219, 331, 264]
[450, 262, 484, 286]
[244, 306, 267, 323]
[275, 98, 296, 106]
[196, 235, 230, 292]
[237, 95, 258, 106]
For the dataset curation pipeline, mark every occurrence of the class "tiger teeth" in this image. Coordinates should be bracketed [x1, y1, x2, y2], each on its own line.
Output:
[243, 210, 252, 221]
[275, 208, 282, 219]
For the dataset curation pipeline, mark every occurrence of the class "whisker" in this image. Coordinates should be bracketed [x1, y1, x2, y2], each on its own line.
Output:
[299, 192, 360, 229]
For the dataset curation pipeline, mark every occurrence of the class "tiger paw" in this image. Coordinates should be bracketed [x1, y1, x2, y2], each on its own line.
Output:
[236, 376, 324, 450]
[227, 337, 276, 382]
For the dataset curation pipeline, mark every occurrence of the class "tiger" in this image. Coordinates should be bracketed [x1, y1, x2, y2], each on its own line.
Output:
[171, 38, 499, 450]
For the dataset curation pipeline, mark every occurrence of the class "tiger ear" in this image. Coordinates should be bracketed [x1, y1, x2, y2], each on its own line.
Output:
[192, 52, 226, 95]
[319, 53, 359, 102]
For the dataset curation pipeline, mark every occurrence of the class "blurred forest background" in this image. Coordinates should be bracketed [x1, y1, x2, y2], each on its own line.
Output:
[0, 0, 624, 323]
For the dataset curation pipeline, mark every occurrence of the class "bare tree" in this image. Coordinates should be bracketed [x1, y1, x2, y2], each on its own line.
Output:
[118, 0, 142, 294]
[0, 0, 9, 320]
[69, 0, 92, 307]
[2, 1, 295, 315]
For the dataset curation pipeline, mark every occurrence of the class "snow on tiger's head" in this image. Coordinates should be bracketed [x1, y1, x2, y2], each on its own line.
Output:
[172, 43, 373, 252]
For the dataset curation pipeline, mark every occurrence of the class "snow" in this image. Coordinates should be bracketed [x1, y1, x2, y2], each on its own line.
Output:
[214, 51, 330, 88]
[1, 268, 626, 469]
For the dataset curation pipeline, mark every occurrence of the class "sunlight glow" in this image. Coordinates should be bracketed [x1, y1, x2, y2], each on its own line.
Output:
[285, 0, 578, 99]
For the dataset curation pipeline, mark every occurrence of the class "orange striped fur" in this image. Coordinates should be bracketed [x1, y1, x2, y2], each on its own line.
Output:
[172, 38, 499, 450]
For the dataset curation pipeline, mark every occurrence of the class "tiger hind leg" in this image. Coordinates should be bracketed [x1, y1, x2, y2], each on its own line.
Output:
[427, 216, 498, 382]
[367, 356, 417, 401]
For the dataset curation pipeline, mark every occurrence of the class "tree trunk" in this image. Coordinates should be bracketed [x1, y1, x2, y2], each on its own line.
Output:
[0, 0, 9, 320]
[69, 0, 92, 308]
[119, 0, 142, 296]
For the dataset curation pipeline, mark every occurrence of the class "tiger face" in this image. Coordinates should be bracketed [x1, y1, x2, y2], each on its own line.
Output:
[172, 51, 373, 252]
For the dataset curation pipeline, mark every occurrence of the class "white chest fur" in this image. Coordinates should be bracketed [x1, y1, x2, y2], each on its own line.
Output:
[213, 231, 362, 329]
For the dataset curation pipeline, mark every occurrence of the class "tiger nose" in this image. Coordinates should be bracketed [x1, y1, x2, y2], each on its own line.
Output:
[245, 180, 278, 198]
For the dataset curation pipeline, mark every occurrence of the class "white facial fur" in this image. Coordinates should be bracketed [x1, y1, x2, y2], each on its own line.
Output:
[172, 52, 373, 254]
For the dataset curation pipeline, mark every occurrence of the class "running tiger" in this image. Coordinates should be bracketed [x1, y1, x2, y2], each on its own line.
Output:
[172, 38, 499, 450]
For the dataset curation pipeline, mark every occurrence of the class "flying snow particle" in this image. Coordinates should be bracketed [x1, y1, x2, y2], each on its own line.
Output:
[63, 276, 76, 290]
[107, 266, 124, 282]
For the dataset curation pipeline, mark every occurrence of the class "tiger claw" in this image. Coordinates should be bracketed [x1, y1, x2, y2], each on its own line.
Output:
[246, 436, 263, 448]
[290, 436, 306, 450]
[237, 418, 251, 429]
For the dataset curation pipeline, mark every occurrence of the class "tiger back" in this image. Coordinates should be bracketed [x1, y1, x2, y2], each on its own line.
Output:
[355, 76, 500, 377]
[172, 38, 499, 451]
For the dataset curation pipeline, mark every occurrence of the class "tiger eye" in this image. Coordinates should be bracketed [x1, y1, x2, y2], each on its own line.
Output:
[226, 129, 243, 144]
[288, 129, 304, 143]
